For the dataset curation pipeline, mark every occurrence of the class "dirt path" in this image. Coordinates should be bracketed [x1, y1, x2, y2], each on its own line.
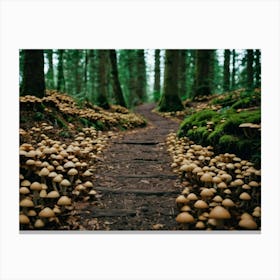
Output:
[71, 103, 183, 230]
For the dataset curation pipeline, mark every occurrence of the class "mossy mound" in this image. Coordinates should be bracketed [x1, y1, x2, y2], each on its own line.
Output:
[20, 90, 146, 131]
[178, 89, 261, 167]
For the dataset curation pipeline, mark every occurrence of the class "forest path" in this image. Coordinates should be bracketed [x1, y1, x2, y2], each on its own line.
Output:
[71, 103, 183, 230]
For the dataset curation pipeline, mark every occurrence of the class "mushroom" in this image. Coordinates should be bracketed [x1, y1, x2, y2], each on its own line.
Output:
[200, 173, 213, 188]
[57, 196, 72, 212]
[239, 218, 258, 230]
[20, 198, 34, 215]
[209, 206, 231, 229]
[20, 214, 30, 225]
[30, 182, 42, 205]
[176, 195, 188, 208]
[39, 167, 50, 184]
[67, 168, 78, 183]
[175, 212, 195, 229]
[60, 179, 71, 195]
[34, 219, 45, 229]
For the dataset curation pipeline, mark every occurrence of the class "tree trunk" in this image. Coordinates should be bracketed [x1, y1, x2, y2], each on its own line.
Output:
[246, 49, 254, 90]
[21, 50, 45, 97]
[46, 50, 54, 89]
[135, 50, 147, 103]
[254, 49, 261, 88]
[96, 50, 110, 109]
[153, 49, 161, 102]
[223, 49, 230, 92]
[57, 50, 65, 92]
[109, 50, 127, 107]
[127, 50, 138, 107]
[158, 50, 183, 112]
[194, 50, 214, 97]
[178, 50, 187, 98]
[84, 50, 88, 96]
[231, 49, 236, 90]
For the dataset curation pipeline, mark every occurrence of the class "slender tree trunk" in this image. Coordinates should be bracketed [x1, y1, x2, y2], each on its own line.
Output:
[21, 50, 45, 97]
[46, 50, 54, 89]
[88, 50, 97, 103]
[127, 50, 138, 107]
[109, 50, 127, 107]
[223, 49, 230, 92]
[153, 49, 161, 102]
[194, 50, 213, 97]
[135, 50, 147, 102]
[96, 50, 110, 109]
[246, 49, 254, 90]
[254, 49, 261, 88]
[57, 50, 65, 92]
[84, 50, 88, 96]
[231, 49, 236, 90]
[158, 50, 183, 112]
[178, 50, 187, 98]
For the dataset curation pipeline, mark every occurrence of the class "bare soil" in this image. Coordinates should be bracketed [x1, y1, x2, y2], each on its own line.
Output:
[68, 103, 184, 231]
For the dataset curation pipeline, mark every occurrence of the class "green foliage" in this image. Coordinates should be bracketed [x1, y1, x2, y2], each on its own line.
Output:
[34, 112, 44, 121]
[178, 105, 261, 165]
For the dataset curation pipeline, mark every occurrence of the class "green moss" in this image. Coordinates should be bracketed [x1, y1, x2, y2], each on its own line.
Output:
[219, 134, 239, 145]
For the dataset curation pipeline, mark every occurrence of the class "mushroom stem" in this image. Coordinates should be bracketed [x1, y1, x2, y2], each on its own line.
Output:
[33, 191, 39, 206]
[52, 181, 58, 192]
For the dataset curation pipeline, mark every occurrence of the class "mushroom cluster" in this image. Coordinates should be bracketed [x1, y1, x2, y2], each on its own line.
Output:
[20, 90, 146, 130]
[166, 132, 261, 230]
[19, 125, 111, 230]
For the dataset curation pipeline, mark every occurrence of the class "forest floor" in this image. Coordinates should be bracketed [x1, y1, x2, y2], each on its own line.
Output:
[67, 103, 183, 230]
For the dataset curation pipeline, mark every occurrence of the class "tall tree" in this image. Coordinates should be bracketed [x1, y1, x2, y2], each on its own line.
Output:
[57, 50, 65, 92]
[45, 50, 54, 89]
[153, 49, 161, 102]
[158, 50, 183, 112]
[246, 49, 254, 90]
[231, 49, 236, 90]
[223, 49, 230, 92]
[96, 50, 110, 109]
[194, 50, 214, 97]
[254, 49, 261, 88]
[109, 49, 127, 107]
[135, 50, 147, 102]
[178, 50, 187, 98]
[84, 50, 88, 95]
[21, 50, 45, 97]
[185, 50, 196, 99]
[126, 50, 138, 107]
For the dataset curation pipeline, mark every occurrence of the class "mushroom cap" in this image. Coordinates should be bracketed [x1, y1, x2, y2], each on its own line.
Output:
[20, 214, 30, 224]
[57, 196, 72, 206]
[53, 175, 63, 183]
[176, 195, 188, 204]
[60, 179, 71, 187]
[30, 182, 42, 191]
[63, 161, 75, 169]
[39, 167, 50, 177]
[217, 182, 227, 189]
[20, 198, 34, 207]
[239, 218, 258, 229]
[239, 192, 251, 200]
[222, 198, 235, 207]
[248, 181, 259, 187]
[195, 221, 205, 229]
[181, 205, 191, 212]
[39, 190, 47, 198]
[240, 213, 253, 220]
[209, 206, 231, 220]
[27, 210, 37, 217]
[68, 168, 78, 176]
[21, 180, 31, 187]
[19, 187, 30, 195]
[84, 181, 93, 188]
[176, 212, 195, 224]
[220, 173, 232, 183]
[212, 195, 223, 203]
[200, 173, 213, 183]
[34, 219, 45, 228]
[194, 200, 208, 209]
[200, 188, 214, 198]
[47, 191, 60, 198]
[212, 176, 222, 184]
[187, 193, 198, 201]
[39, 207, 55, 218]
